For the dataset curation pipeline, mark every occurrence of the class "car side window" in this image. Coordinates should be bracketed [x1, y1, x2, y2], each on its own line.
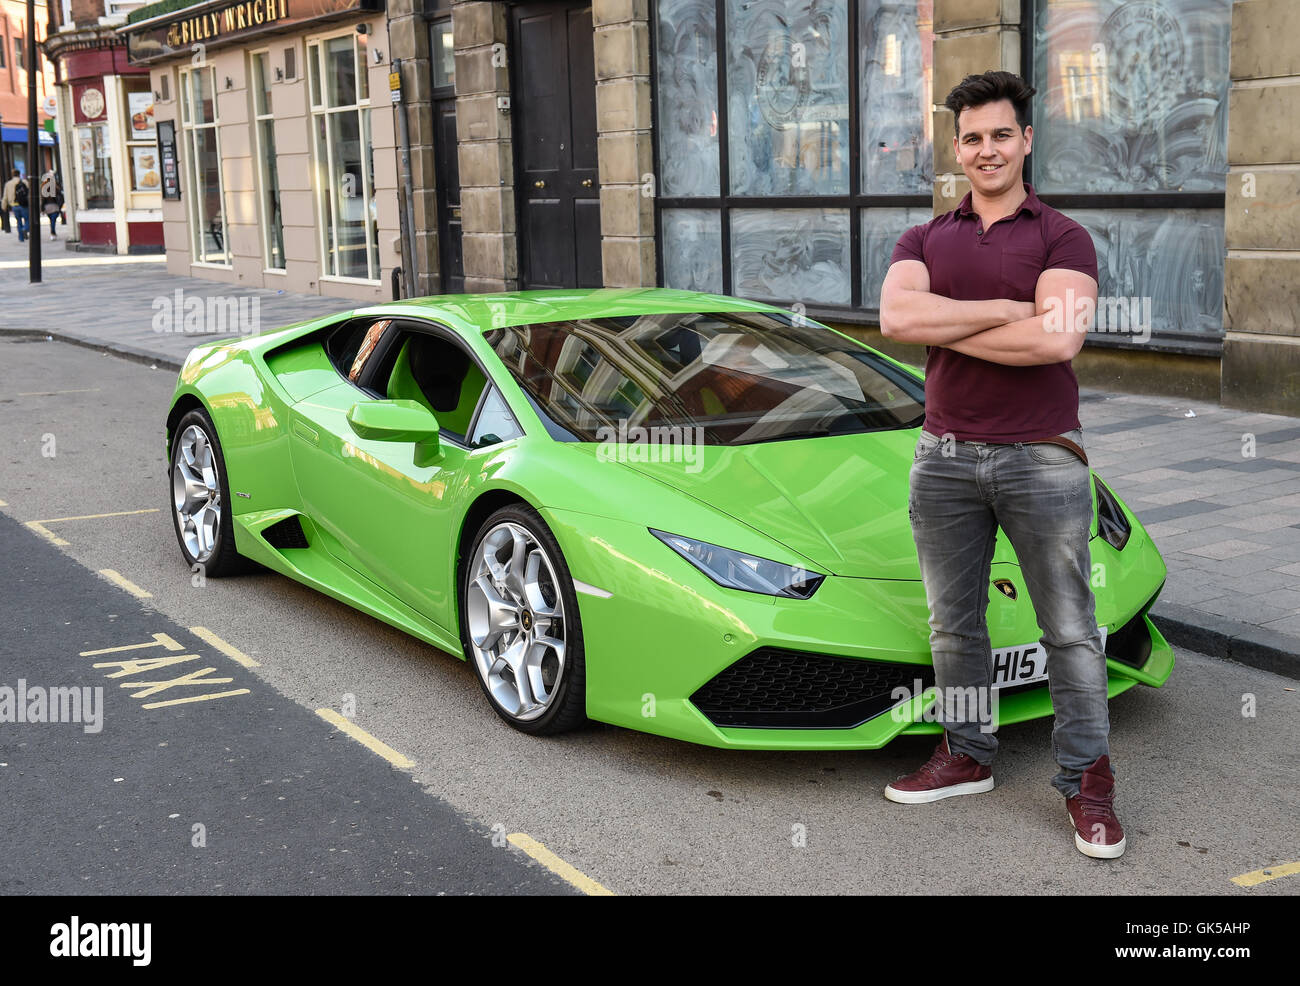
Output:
[380, 330, 488, 444]
[470, 387, 524, 448]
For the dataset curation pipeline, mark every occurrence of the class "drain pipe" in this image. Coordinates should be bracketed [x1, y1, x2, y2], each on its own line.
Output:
[393, 58, 421, 298]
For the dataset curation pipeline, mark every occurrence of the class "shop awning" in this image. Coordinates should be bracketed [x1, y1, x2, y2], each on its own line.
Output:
[2, 126, 55, 146]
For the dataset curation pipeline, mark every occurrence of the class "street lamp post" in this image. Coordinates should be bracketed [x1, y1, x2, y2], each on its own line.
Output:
[27, 0, 41, 282]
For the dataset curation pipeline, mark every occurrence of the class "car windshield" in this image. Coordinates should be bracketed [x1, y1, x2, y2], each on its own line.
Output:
[483, 311, 925, 446]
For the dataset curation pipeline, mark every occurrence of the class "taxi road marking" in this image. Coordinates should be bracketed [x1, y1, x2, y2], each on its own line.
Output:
[1231, 860, 1300, 888]
[507, 833, 615, 897]
[99, 569, 152, 598]
[190, 626, 260, 668]
[316, 709, 416, 769]
[26, 508, 160, 546]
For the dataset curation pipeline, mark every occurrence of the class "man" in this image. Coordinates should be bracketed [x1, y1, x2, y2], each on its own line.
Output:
[878, 71, 1122, 859]
[1, 169, 21, 234]
[6, 170, 30, 242]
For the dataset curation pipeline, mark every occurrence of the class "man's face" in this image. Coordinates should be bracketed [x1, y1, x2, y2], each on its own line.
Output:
[954, 99, 1031, 197]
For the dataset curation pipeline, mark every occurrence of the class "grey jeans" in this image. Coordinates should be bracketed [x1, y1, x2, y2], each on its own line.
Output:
[908, 427, 1109, 797]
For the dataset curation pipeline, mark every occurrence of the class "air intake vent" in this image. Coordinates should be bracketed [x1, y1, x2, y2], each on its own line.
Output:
[262, 515, 309, 550]
[691, 648, 934, 729]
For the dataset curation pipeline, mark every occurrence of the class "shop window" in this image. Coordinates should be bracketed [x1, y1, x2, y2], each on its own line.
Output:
[251, 51, 285, 270]
[123, 79, 158, 193]
[76, 123, 114, 209]
[307, 34, 378, 281]
[654, 0, 934, 314]
[1030, 0, 1230, 345]
[179, 65, 230, 265]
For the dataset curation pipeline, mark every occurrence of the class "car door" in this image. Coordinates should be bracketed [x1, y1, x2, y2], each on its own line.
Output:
[288, 319, 488, 631]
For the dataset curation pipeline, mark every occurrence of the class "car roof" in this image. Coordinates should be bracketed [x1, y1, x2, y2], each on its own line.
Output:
[354, 288, 785, 334]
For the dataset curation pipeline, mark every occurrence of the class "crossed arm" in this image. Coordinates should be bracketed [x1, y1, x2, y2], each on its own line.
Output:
[878, 259, 1098, 366]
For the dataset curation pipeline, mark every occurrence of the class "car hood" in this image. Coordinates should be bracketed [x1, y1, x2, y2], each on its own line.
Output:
[617, 429, 927, 580]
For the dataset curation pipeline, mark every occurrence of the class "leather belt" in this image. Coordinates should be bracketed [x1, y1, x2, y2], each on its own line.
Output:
[1023, 434, 1089, 466]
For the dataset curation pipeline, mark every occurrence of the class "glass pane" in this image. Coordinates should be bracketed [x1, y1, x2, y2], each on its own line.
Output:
[363, 109, 377, 279]
[726, 0, 849, 195]
[357, 33, 369, 101]
[860, 0, 934, 193]
[193, 68, 215, 125]
[1032, 0, 1230, 193]
[326, 36, 358, 108]
[314, 113, 336, 275]
[332, 110, 368, 278]
[1067, 208, 1224, 338]
[471, 388, 524, 447]
[78, 124, 113, 209]
[661, 209, 723, 293]
[262, 119, 285, 269]
[253, 52, 271, 117]
[655, 0, 719, 196]
[431, 21, 455, 88]
[861, 206, 932, 310]
[730, 208, 851, 305]
[308, 43, 321, 107]
[179, 72, 189, 124]
[193, 127, 226, 263]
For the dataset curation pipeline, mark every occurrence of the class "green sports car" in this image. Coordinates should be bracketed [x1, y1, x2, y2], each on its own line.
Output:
[165, 288, 1172, 749]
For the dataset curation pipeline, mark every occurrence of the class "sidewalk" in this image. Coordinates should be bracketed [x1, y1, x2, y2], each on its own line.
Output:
[1, 233, 1297, 677]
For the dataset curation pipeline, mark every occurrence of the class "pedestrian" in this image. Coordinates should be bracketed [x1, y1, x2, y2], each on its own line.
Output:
[40, 170, 64, 241]
[7, 170, 30, 242]
[878, 71, 1121, 858]
[1, 168, 21, 235]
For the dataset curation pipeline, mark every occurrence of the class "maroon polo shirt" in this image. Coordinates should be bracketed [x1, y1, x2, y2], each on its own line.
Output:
[889, 182, 1098, 443]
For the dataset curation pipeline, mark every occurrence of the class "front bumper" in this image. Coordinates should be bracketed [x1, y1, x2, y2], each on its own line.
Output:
[543, 507, 1172, 751]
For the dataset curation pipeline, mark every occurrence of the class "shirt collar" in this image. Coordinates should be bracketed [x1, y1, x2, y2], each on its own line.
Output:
[958, 181, 1042, 219]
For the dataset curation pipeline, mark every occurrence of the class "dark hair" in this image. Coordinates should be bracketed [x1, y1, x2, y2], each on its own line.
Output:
[944, 71, 1036, 137]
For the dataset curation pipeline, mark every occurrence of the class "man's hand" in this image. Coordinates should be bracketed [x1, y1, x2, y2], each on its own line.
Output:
[943, 268, 1099, 366]
[879, 260, 1034, 346]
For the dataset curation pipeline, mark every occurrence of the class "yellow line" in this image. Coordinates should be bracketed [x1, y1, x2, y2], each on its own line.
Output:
[190, 626, 260, 668]
[81, 633, 183, 656]
[142, 689, 251, 709]
[25, 521, 68, 546]
[315, 709, 415, 769]
[0, 499, 7, 507]
[25, 508, 160, 546]
[507, 833, 615, 896]
[1231, 860, 1300, 888]
[99, 569, 153, 599]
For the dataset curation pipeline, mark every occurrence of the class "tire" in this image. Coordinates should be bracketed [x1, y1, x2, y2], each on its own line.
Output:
[168, 408, 255, 577]
[460, 504, 587, 735]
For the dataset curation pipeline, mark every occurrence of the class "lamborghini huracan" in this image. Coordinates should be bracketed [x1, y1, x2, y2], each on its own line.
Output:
[165, 288, 1172, 748]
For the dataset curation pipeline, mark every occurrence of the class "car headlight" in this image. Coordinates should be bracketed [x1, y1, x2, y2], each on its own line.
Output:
[1094, 477, 1131, 550]
[650, 529, 825, 599]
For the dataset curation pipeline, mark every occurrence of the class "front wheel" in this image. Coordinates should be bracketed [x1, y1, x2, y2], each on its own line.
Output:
[461, 504, 587, 735]
[169, 408, 254, 577]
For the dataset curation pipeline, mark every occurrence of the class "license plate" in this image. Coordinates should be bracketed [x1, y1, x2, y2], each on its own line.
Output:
[991, 627, 1108, 689]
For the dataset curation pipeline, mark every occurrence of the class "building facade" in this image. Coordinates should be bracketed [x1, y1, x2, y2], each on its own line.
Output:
[3, 0, 57, 180]
[123, 0, 1298, 411]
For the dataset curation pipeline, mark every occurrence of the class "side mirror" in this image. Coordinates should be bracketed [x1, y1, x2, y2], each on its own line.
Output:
[346, 400, 441, 448]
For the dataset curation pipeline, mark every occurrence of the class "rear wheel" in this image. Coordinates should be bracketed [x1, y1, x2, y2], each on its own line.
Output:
[461, 504, 586, 735]
[169, 408, 254, 577]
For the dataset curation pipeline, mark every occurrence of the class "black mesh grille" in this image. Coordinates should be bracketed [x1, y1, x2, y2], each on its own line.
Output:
[262, 515, 309, 550]
[1105, 586, 1161, 668]
[690, 648, 934, 729]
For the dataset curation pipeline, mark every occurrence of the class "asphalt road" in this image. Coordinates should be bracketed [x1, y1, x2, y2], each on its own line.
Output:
[1, 337, 1297, 895]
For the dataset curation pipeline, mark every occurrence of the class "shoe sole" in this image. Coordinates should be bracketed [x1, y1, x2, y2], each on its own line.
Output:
[884, 776, 994, 804]
[1068, 810, 1127, 858]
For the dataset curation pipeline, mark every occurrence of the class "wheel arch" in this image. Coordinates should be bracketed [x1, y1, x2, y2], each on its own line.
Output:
[166, 393, 210, 450]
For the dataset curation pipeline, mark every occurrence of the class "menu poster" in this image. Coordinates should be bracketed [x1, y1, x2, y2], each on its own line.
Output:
[131, 146, 162, 191]
[78, 128, 94, 173]
[157, 120, 180, 201]
[128, 92, 156, 140]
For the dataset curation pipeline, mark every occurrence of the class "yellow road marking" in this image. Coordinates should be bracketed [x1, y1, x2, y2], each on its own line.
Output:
[142, 689, 251, 710]
[16, 388, 102, 397]
[0, 499, 7, 507]
[507, 833, 615, 896]
[316, 709, 415, 769]
[99, 569, 152, 598]
[1231, 860, 1300, 888]
[190, 626, 260, 668]
[81, 633, 183, 656]
[0, 255, 166, 269]
[26, 508, 160, 546]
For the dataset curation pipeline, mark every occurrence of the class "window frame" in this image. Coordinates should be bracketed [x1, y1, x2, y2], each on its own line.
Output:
[178, 64, 232, 267]
[651, 0, 935, 316]
[249, 48, 287, 273]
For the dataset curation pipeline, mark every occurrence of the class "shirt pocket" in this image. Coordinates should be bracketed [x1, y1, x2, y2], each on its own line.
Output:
[999, 247, 1045, 300]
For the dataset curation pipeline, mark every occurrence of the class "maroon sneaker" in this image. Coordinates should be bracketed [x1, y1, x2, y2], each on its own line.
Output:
[884, 733, 994, 804]
[1065, 755, 1127, 859]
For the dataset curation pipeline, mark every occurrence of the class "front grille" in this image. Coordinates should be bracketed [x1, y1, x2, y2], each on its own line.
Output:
[262, 515, 309, 550]
[690, 648, 934, 729]
[1106, 586, 1161, 668]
